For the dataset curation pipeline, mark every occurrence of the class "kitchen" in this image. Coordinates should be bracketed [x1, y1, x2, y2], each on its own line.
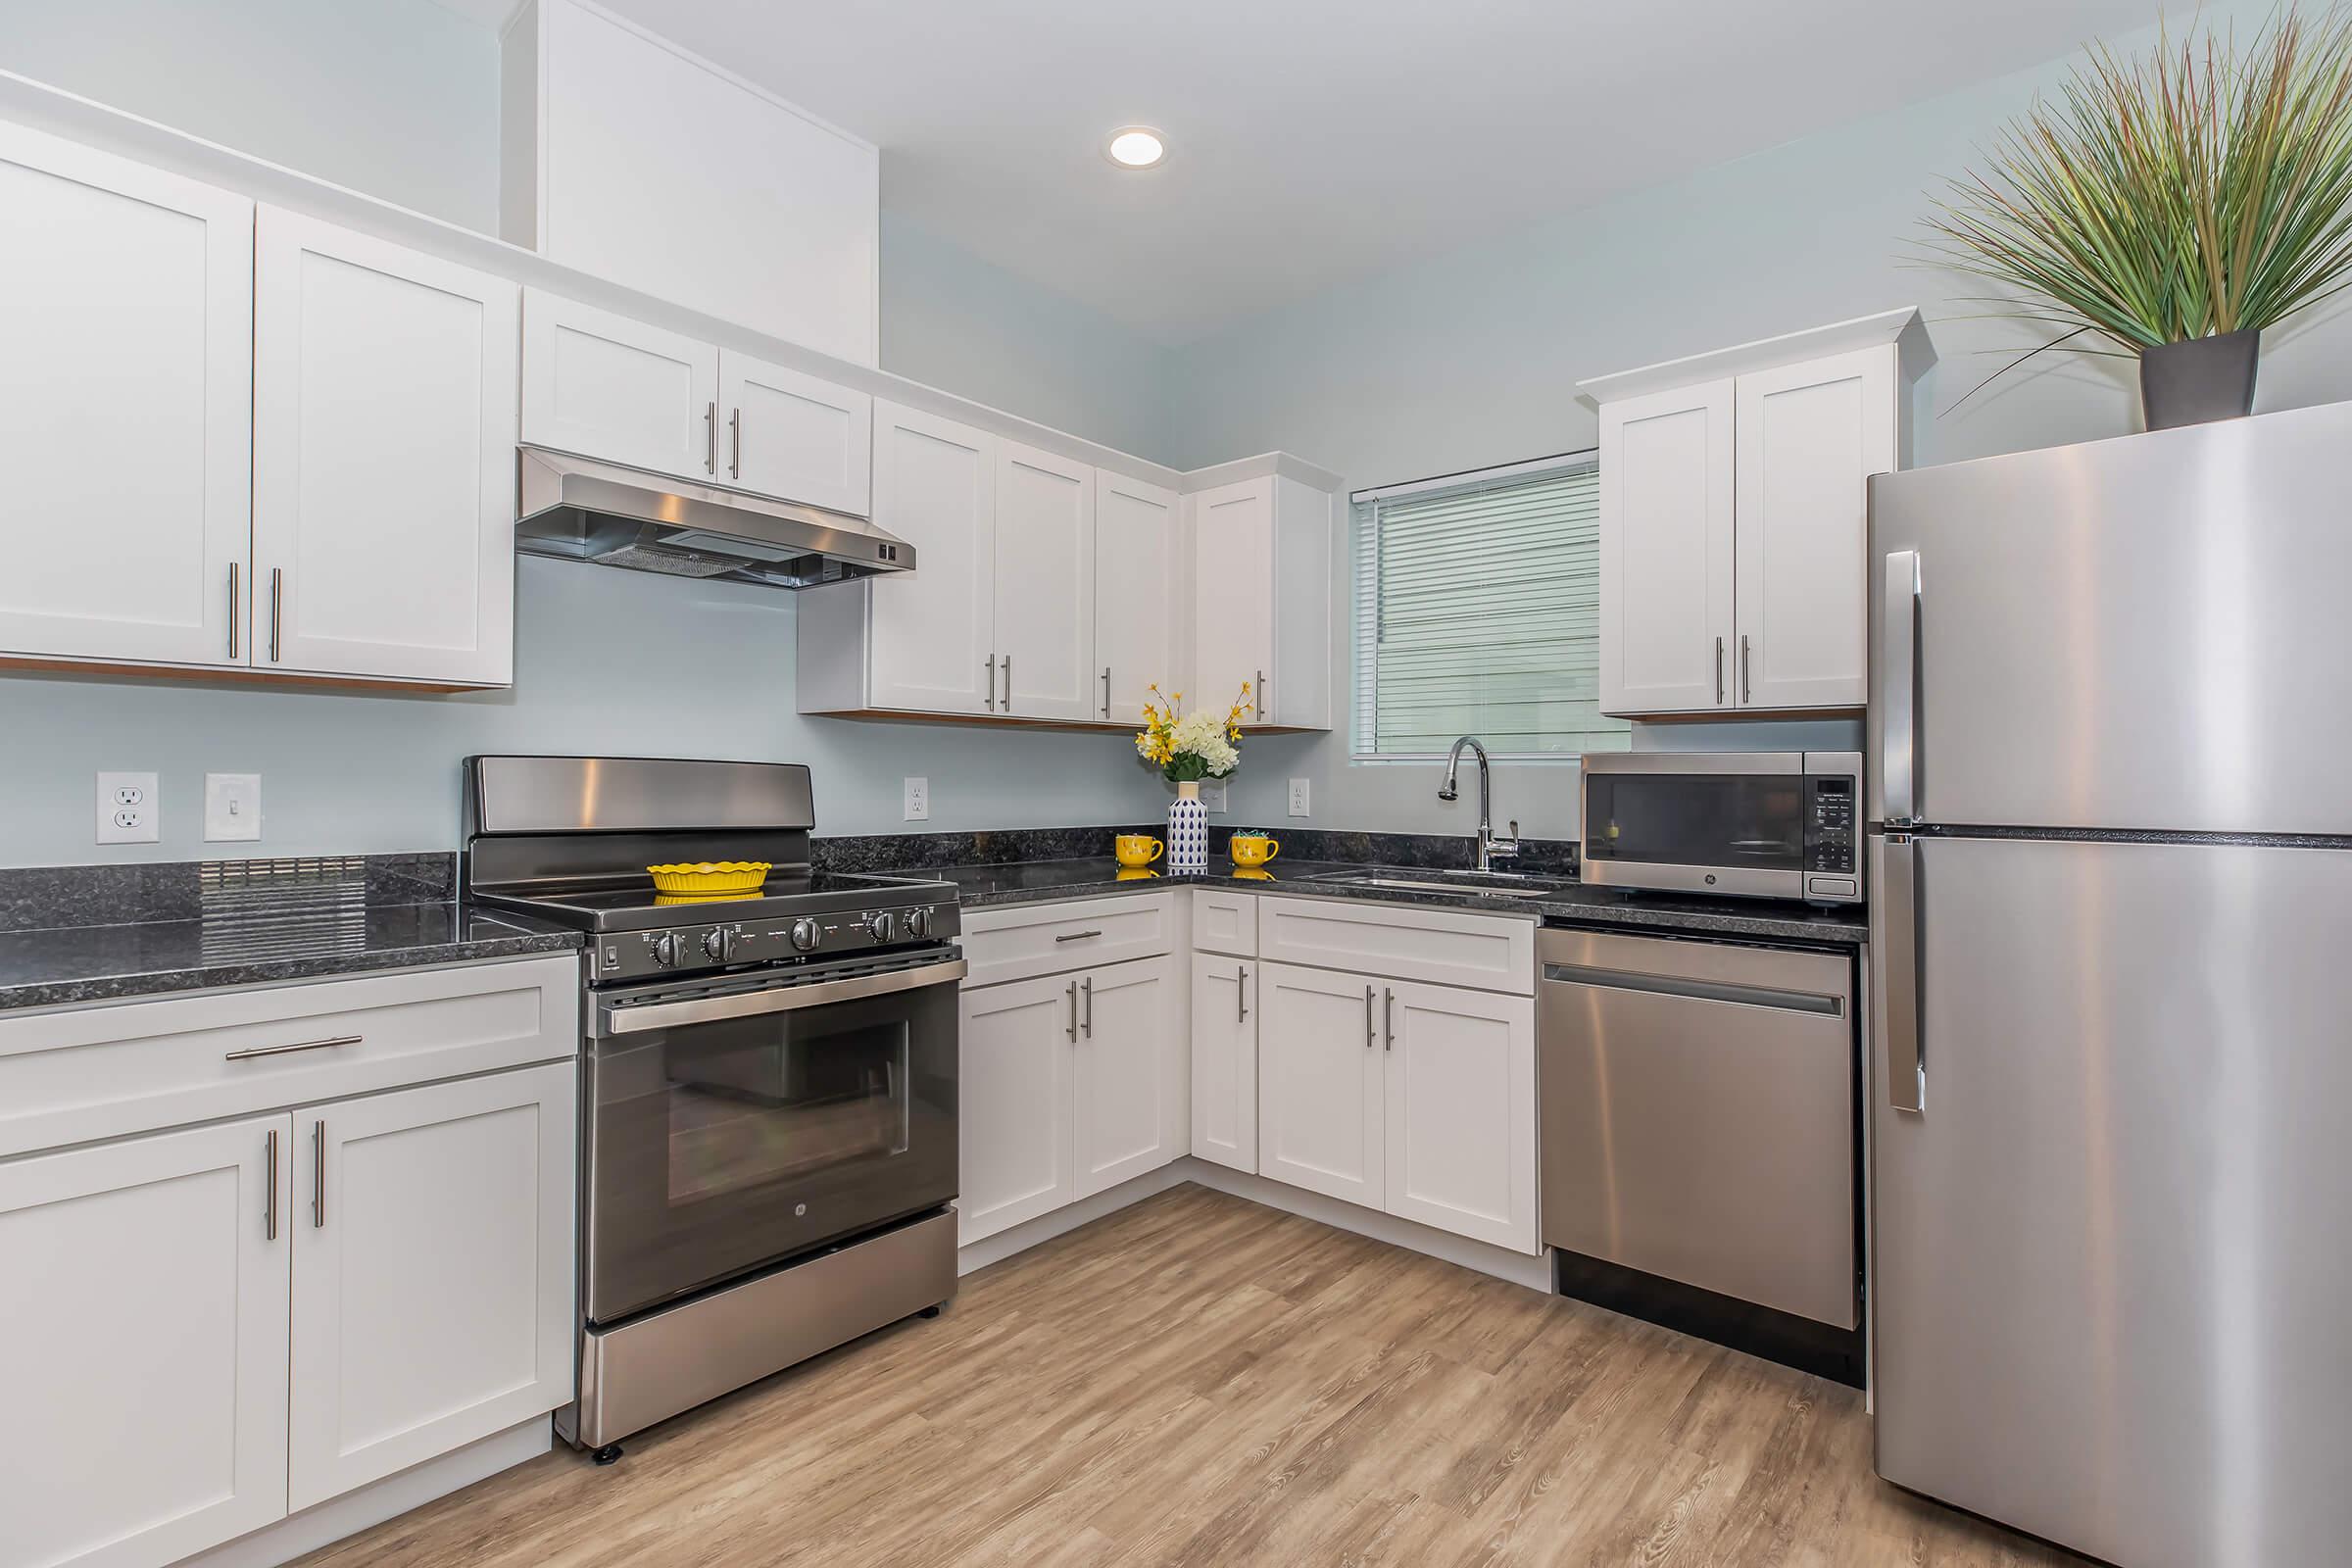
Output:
[3, 2, 2349, 1566]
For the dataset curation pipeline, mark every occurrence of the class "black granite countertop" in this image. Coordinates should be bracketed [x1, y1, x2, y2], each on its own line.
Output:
[910, 856, 1867, 947]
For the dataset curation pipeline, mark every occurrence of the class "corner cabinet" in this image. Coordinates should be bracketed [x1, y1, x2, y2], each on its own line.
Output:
[1186, 471, 1335, 729]
[1584, 309, 1932, 717]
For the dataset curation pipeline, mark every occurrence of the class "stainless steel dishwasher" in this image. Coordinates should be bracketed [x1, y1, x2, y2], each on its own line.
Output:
[1539, 924, 1857, 1333]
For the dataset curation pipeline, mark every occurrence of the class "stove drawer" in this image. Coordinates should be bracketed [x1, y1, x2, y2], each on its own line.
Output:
[960, 893, 1174, 989]
[0, 955, 580, 1158]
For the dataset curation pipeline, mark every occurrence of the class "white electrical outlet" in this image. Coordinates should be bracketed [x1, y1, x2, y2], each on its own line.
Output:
[1288, 777, 1310, 817]
[205, 773, 263, 842]
[1200, 779, 1229, 813]
[903, 777, 930, 821]
[96, 771, 159, 844]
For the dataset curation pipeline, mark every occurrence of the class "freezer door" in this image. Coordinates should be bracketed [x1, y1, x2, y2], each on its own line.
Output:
[1871, 833, 2352, 1568]
[1867, 401, 2352, 833]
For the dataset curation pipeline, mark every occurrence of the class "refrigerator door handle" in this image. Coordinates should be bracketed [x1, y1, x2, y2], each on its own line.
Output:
[1877, 832, 1924, 1113]
[1883, 550, 1921, 824]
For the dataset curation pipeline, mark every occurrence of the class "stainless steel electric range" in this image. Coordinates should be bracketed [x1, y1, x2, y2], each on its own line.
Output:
[463, 755, 962, 1462]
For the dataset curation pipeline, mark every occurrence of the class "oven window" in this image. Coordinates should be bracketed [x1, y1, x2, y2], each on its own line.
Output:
[1586, 773, 1805, 870]
[664, 1017, 909, 1203]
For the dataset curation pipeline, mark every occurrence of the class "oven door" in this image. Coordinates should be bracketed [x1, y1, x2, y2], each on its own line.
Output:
[1580, 753, 1808, 899]
[582, 954, 962, 1325]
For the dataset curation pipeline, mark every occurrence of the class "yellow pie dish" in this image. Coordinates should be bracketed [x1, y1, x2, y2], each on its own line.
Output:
[646, 860, 773, 896]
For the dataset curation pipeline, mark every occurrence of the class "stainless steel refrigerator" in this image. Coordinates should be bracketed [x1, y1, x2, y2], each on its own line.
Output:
[1866, 400, 2352, 1568]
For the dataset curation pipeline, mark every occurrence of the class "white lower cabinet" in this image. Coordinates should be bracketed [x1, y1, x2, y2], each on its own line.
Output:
[287, 1062, 577, 1511]
[958, 956, 1183, 1245]
[1382, 978, 1539, 1252]
[0, 1114, 291, 1568]
[1188, 954, 1256, 1173]
[1256, 962, 1386, 1208]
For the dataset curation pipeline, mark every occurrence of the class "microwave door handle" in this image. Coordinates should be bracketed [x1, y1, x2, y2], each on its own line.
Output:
[1883, 550, 1920, 824]
[597, 957, 968, 1036]
[1876, 833, 1924, 1113]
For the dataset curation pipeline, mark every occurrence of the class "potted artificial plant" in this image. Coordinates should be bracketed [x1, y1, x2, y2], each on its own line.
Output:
[1923, 8, 2352, 428]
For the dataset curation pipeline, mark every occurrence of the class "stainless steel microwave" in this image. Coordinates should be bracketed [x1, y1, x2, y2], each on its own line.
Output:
[1579, 752, 1863, 906]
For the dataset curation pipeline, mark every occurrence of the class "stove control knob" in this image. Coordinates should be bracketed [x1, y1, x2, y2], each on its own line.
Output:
[905, 906, 931, 940]
[789, 917, 822, 953]
[866, 910, 898, 944]
[650, 932, 680, 967]
[702, 928, 733, 963]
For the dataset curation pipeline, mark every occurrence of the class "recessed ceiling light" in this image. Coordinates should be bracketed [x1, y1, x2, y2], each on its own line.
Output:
[1105, 126, 1166, 169]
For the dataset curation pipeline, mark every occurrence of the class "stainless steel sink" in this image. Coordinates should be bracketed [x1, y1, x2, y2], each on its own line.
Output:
[1305, 868, 1565, 899]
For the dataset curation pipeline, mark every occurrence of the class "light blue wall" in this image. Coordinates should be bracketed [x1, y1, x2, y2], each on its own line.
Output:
[1163, 7, 2352, 841]
[0, 0, 1173, 866]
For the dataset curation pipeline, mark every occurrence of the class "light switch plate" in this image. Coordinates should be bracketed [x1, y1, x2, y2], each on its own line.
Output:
[96, 771, 159, 844]
[1288, 778, 1310, 817]
[205, 773, 262, 842]
[1200, 779, 1229, 813]
[903, 777, 930, 822]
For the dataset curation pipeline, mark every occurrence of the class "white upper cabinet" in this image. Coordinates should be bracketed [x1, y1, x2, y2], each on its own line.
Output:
[866, 402, 999, 713]
[0, 124, 253, 669]
[1734, 346, 1895, 710]
[521, 289, 719, 481]
[504, 0, 878, 366]
[1186, 471, 1334, 730]
[995, 440, 1098, 721]
[253, 209, 518, 686]
[287, 1063, 575, 1512]
[720, 351, 873, 516]
[1584, 309, 1931, 717]
[1096, 472, 1178, 723]
[1597, 380, 1736, 715]
[0, 1114, 292, 1568]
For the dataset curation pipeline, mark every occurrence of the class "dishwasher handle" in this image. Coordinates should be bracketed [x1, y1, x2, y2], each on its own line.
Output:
[1541, 961, 1844, 1017]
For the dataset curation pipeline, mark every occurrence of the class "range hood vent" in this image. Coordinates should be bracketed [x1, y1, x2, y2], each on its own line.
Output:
[514, 447, 912, 589]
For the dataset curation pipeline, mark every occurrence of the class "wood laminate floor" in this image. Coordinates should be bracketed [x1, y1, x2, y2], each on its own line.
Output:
[302, 1185, 2083, 1567]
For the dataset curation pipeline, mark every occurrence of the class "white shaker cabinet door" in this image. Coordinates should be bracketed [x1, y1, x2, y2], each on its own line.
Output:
[1733, 347, 1893, 710]
[519, 289, 720, 481]
[0, 124, 253, 668]
[866, 402, 998, 714]
[0, 1114, 292, 1568]
[1072, 956, 1185, 1197]
[957, 972, 1077, 1244]
[994, 440, 1097, 721]
[253, 209, 519, 685]
[1189, 953, 1258, 1173]
[717, 350, 872, 516]
[1191, 477, 1277, 722]
[1598, 378, 1736, 715]
[1382, 979, 1539, 1253]
[1095, 472, 1178, 724]
[1256, 962, 1385, 1210]
[287, 1062, 576, 1512]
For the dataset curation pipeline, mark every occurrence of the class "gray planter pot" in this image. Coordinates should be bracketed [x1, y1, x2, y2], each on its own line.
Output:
[2139, 329, 2259, 429]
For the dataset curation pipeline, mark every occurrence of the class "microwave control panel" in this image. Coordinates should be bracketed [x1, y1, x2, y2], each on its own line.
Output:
[1802, 772, 1861, 902]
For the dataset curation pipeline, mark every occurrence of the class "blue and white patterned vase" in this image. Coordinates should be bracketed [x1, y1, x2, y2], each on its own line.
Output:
[1167, 781, 1208, 873]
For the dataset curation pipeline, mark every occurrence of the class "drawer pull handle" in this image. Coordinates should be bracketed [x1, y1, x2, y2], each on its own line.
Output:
[1054, 929, 1103, 944]
[224, 1033, 363, 1062]
[264, 1128, 279, 1242]
[312, 1119, 326, 1229]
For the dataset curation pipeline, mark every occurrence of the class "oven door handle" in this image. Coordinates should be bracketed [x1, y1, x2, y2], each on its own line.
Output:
[597, 957, 968, 1036]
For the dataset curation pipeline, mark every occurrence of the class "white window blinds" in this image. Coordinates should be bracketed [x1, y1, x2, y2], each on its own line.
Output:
[1351, 455, 1631, 760]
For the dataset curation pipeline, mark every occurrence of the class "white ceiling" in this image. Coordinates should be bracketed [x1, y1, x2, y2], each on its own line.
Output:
[446, 0, 2164, 345]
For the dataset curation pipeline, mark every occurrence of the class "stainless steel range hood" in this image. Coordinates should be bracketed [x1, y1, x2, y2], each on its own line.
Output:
[514, 447, 912, 588]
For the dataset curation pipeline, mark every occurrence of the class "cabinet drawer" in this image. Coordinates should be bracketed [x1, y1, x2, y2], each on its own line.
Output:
[0, 955, 580, 1159]
[1192, 889, 1258, 957]
[1257, 897, 1535, 996]
[960, 894, 1173, 989]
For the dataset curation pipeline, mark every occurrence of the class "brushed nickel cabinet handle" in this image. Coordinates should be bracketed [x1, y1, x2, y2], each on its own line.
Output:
[1065, 980, 1078, 1042]
[984, 656, 996, 710]
[1000, 655, 1010, 707]
[1740, 635, 1753, 703]
[269, 567, 283, 662]
[1081, 976, 1094, 1038]
[1384, 987, 1396, 1052]
[1714, 636, 1725, 705]
[1253, 669, 1265, 720]
[729, 406, 742, 479]
[227, 563, 241, 660]
[312, 1119, 326, 1228]
[1102, 666, 1112, 718]
[1054, 929, 1102, 943]
[224, 1033, 362, 1062]
[1364, 985, 1375, 1049]
[1238, 964, 1250, 1024]
[705, 402, 717, 472]
[265, 1128, 279, 1241]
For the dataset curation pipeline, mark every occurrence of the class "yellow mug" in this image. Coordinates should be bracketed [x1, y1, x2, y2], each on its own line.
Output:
[1114, 834, 1165, 868]
[1229, 834, 1280, 867]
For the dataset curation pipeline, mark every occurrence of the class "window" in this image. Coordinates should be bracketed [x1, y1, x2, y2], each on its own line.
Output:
[1351, 453, 1630, 760]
